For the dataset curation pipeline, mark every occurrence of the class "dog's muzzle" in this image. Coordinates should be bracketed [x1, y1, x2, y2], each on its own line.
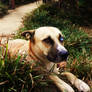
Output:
[47, 46, 69, 63]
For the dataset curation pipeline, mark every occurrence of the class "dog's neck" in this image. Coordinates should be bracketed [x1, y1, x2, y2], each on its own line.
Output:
[28, 40, 59, 73]
[28, 40, 42, 62]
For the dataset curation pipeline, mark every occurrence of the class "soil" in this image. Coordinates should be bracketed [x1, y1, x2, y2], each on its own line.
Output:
[0, 1, 42, 36]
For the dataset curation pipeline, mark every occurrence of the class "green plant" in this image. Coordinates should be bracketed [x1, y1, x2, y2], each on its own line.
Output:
[0, 44, 31, 91]
[22, 3, 71, 30]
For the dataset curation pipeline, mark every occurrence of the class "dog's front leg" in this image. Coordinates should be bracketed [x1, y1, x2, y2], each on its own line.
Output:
[61, 72, 90, 92]
[49, 74, 75, 92]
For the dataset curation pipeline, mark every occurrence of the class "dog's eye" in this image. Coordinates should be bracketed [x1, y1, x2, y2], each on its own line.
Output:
[42, 36, 54, 45]
[59, 35, 64, 43]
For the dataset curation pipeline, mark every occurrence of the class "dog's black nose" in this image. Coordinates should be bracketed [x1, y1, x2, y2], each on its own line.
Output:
[58, 50, 69, 61]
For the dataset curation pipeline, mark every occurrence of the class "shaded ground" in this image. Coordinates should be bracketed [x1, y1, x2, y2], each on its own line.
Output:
[0, 1, 42, 35]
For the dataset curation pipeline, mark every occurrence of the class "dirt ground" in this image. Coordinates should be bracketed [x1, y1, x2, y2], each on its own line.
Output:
[0, 1, 42, 36]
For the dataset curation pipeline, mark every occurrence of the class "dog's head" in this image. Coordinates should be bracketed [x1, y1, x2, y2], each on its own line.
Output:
[22, 27, 69, 63]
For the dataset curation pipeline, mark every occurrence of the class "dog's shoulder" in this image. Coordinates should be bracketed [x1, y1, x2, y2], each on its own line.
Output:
[8, 39, 29, 56]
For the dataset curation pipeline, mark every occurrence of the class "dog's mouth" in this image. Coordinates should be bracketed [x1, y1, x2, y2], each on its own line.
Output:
[57, 61, 67, 68]
[47, 55, 67, 63]
[46, 53, 68, 63]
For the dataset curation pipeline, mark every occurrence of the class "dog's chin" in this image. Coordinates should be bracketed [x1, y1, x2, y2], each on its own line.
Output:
[47, 55, 67, 63]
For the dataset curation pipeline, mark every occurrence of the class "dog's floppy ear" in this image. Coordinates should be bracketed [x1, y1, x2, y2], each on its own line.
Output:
[21, 30, 35, 40]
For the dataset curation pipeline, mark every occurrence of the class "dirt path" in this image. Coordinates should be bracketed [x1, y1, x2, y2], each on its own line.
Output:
[0, 1, 42, 35]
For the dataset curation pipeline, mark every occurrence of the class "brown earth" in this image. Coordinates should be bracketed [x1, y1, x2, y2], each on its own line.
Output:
[0, 1, 42, 36]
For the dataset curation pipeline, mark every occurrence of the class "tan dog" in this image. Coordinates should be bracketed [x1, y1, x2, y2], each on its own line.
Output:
[8, 27, 68, 72]
[8, 27, 90, 92]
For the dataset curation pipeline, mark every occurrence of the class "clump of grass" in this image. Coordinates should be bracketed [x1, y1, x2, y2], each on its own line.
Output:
[0, 44, 32, 91]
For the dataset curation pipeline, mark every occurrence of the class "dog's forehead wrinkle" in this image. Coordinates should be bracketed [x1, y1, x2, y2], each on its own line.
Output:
[35, 27, 61, 39]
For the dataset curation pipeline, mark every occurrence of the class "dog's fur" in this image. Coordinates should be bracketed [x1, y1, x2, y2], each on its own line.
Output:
[7, 27, 90, 92]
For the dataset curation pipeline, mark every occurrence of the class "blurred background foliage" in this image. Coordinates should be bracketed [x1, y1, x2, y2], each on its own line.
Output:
[0, 0, 92, 25]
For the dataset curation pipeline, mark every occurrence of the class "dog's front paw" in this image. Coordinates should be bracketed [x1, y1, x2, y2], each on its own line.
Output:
[49, 75, 75, 92]
[61, 72, 90, 92]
